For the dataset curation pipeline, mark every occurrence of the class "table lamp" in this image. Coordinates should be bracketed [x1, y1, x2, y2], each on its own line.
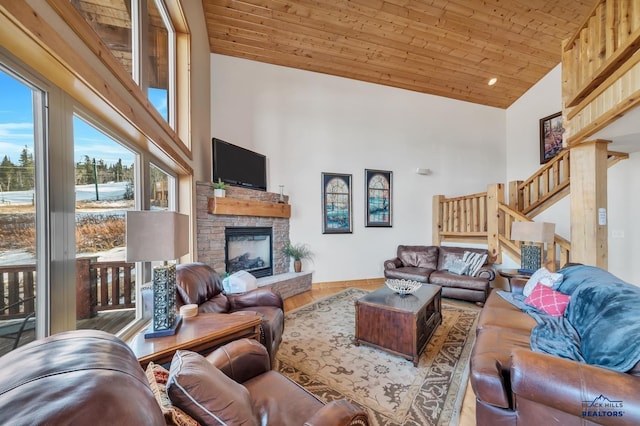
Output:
[126, 211, 189, 338]
[510, 221, 555, 274]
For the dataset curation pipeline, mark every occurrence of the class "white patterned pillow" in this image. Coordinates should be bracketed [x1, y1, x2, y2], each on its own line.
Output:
[447, 259, 469, 275]
[462, 251, 488, 277]
[145, 362, 200, 426]
[523, 267, 563, 296]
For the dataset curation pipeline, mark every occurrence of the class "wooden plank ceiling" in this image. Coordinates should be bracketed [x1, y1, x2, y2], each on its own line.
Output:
[203, 0, 597, 109]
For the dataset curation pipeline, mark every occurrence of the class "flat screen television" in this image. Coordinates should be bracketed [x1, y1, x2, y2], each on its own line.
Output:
[212, 138, 267, 191]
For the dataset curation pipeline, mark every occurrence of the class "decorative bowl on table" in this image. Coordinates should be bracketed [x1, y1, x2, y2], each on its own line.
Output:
[385, 279, 422, 295]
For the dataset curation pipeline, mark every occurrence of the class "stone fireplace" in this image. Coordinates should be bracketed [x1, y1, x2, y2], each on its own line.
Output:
[196, 182, 290, 275]
[225, 226, 273, 278]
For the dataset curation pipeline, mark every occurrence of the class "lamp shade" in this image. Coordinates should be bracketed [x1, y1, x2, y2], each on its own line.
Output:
[125, 211, 190, 262]
[511, 221, 555, 244]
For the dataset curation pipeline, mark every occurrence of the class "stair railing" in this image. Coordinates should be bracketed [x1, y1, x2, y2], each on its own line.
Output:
[510, 149, 571, 217]
[498, 203, 570, 272]
[434, 183, 570, 270]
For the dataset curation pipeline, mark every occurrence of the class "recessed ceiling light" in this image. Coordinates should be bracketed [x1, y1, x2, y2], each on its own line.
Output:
[488, 77, 498, 86]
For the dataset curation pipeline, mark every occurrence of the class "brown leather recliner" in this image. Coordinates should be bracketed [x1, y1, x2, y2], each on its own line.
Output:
[175, 262, 284, 366]
[0, 329, 166, 425]
[203, 338, 370, 425]
[0, 330, 368, 426]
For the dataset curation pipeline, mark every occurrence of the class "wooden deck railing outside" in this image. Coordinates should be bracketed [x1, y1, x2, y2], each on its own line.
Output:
[0, 258, 136, 321]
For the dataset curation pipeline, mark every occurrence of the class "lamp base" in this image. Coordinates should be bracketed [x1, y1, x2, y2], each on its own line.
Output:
[144, 315, 182, 339]
[517, 268, 536, 275]
[520, 243, 542, 273]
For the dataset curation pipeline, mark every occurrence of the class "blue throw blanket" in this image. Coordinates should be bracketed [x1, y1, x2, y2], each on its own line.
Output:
[499, 265, 640, 372]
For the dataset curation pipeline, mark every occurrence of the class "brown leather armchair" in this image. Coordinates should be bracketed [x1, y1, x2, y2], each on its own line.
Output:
[203, 338, 370, 426]
[0, 329, 166, 425]
[175, 262, 284, 366]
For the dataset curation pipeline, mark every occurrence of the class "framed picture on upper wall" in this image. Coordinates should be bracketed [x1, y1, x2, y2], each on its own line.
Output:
[321, 172, 352, 234]
[365, 169, 392, 227]
[539, 112, 564, 164]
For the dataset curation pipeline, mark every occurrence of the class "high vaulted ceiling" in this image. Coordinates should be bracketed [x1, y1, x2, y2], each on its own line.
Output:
[203, 0, 597, 109]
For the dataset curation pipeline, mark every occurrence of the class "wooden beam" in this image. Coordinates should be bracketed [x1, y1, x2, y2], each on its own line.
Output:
[486, 183, 504, 264]
[569, 139, 609, 268]
[208, 197, 291, 218]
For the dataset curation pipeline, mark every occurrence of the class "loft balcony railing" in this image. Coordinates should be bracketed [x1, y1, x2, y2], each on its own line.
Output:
[563, 0, 640, 144]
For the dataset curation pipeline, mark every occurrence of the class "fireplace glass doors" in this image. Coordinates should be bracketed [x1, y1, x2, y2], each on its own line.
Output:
[225, 227, 273, 278]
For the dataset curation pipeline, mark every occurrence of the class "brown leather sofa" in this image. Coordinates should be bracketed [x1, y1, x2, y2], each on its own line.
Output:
[384, 245, 495, 304]
[0, 330, 369, 426]
[175, 262, 284, 366]
[470, 274, 640, 426]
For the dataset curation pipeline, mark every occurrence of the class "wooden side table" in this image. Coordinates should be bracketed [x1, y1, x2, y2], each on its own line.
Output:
[128, 313, 261, 369]
[498, 269, 532, 291]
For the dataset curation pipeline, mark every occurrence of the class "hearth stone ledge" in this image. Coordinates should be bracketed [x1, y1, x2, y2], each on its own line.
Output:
[257, 271, 312, 300]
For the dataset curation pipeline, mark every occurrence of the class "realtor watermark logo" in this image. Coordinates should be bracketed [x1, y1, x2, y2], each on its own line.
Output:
[582, 394, 624, 419]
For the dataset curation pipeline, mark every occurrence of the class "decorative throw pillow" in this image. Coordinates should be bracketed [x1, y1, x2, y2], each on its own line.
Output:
[222, 270, 258, 294]
[525, 283, 571, 317]
[462, 251, 488, 276]
[167, 350, 258, 426]
[523, 267, 563, 296]
[446, 258, 469, 275]
[145, 362, 200, 426]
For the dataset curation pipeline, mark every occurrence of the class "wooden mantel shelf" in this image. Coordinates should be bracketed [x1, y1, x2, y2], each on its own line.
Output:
[208, 197, 291, 218]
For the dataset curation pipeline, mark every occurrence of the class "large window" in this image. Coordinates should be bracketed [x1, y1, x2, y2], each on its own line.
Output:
[145, 0, 172, 122]
[72, 0, 175, 126]
[0, 0, 190, 351]
[73, 115, 138, 333]
[0, 68, 43, 356]
[71, 0, 133, 75]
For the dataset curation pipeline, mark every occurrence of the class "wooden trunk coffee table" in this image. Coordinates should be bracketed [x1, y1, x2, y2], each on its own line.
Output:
[355, 284, 442, 366]
[128, 313, 261, 369]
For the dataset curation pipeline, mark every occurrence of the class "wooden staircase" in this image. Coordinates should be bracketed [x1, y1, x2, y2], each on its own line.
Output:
[433, 148, 627, 271]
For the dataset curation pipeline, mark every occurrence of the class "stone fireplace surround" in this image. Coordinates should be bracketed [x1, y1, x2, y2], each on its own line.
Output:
[196, 182, 311, 298]
[197, 182, 290, 273]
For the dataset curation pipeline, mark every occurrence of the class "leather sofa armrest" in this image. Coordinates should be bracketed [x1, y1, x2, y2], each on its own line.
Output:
[470, 352, 511, 408]
[511, 349, 640, 423]
[476, 266, 495, 281]
[205, 338, 271, 383]
[384, 258, 402, 270]
[227, 287, 284, 310]
[304, 400, 369, 426]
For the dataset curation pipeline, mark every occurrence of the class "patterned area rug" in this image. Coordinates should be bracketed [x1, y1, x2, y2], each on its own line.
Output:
[276, 288, 479, 426]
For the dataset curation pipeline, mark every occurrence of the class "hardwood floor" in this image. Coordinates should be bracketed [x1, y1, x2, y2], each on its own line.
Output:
[284, 279, 476, 426]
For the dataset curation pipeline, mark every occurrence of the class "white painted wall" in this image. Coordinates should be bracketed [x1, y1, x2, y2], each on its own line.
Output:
[505, 65, 570, 240]
[211, 54, 506, 282]
[506, 65, 640, 284]
[607, 152, 640, 284]
[182, 1, 211, 183]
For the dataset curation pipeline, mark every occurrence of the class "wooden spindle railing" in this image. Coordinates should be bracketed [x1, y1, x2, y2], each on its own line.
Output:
[510, 149, 571, 217]
[434, 183, 571, 270]
[1, 258, 136, 321]
[563, 0, 640, 144]
[432, 191, 488, 245]
[498, 204, 570, 272]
